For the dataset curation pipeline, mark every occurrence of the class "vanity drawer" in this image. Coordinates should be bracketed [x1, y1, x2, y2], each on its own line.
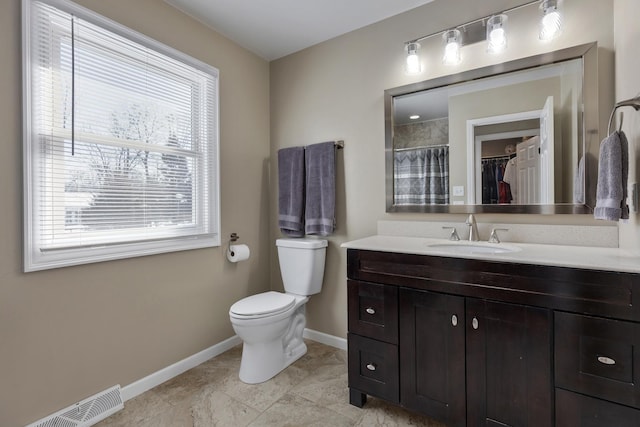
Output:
[556, 388, 640, 427]
[348, 333, 399, 403]
[348, 280, 398, 344]
[555, 311, 640, 409]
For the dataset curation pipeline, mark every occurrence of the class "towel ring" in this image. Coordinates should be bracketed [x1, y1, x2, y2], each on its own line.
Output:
[607, 94, 640, 134]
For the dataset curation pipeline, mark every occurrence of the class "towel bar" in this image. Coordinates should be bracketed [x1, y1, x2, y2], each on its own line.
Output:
[303, 140, 344, 149]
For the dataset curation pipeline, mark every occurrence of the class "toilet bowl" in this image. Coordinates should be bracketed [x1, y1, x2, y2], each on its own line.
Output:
[229, 238, 327, 384]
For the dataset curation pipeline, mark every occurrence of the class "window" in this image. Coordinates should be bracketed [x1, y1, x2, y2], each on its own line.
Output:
[22, 0, 220, 271]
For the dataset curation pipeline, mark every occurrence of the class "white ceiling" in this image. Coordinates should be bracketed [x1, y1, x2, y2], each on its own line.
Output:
[164, 0, 435, 61]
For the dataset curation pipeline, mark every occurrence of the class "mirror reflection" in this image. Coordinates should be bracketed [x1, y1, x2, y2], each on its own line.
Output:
[385, 43, 598, 214]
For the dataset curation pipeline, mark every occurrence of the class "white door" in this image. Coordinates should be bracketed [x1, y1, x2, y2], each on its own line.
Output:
[516, 136, 541, 204]
[539, 96, 554, 203]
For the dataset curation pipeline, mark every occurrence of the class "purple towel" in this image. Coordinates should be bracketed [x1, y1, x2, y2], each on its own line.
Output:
[278, 146, 305, 236]
[305, 142, 335, 236]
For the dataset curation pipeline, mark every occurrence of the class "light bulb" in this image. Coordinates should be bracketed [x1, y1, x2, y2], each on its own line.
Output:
[487, 15, 507, 54]
[490, 28, 506, 45]
[405, 42, 421, 74]
[442, 29, 461, 65]
[540, 1, 562, 40]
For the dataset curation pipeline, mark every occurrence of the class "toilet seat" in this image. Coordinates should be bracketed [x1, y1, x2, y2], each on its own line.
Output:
[229, 291, 296, 320]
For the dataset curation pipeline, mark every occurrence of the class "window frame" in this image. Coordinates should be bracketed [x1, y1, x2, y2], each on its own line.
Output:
[22, 0, 221, 272]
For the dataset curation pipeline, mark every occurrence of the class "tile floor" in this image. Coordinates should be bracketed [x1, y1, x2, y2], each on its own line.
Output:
[95, 340, 446, 426]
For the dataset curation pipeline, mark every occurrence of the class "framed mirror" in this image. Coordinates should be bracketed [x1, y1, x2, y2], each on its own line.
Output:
[385, 42, 599, 214]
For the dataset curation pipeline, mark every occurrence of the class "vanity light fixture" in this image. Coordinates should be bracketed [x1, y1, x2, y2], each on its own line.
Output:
[486, 14, 508, 54]
[442, 29, 462, 65]
[402, 0, 564, 73]
[405, 42, 421, 74]
[409, 115, 421, 120]
[539, 0, 562, 41]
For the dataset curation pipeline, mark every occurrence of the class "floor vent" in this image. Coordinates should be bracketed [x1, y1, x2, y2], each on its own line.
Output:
[27, 385, 123, 427]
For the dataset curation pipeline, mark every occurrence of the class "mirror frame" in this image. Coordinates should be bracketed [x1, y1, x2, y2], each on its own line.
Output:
[385, 42, 598, 214]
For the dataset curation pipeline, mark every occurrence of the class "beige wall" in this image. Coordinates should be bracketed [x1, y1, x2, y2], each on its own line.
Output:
[615, 0, 640, 252]
[0, 1, 270, 425]
[270, 0, 615, 340]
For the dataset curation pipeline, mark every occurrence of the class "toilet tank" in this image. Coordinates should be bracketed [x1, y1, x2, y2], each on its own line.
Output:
[276, 238, 328, 296]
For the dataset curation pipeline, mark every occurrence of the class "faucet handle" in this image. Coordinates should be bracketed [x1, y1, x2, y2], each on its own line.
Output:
[442, 226, 460, 241]
[488, 228, 509, 244]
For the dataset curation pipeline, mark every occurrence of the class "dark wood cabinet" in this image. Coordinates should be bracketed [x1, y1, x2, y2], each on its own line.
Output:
[347, 280, 397, 344]
[347, 333, 399, 403]
[556, 389, 640, 427]
[465, 299, 552, 427]
[555, 311, 640, 413]
[399, 289, 465, 426]
[347, 280, 399, 406]
[346, 248, 640, 427]
[399, 289, 552, 427]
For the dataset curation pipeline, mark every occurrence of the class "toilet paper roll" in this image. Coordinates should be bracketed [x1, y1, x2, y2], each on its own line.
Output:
[227, 244, 250, 263]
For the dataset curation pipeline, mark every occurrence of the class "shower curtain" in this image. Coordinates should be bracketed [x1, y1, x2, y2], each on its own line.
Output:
[394, 146, 449, 205]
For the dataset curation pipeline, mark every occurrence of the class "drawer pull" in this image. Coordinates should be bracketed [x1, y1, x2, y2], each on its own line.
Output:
[472, 317, 479, 330]
[451, 314, 458, 326]
[365, 307, 376, 315]
[366, 363, 377, 371]
[597, 356, 616, 365]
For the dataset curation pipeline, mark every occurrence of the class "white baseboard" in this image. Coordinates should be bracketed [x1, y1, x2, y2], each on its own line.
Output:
[29, 329, 344, 425]
[121, 329, 345, 402]
[303, 328, 347, 351]
[121, 335, 241, 401]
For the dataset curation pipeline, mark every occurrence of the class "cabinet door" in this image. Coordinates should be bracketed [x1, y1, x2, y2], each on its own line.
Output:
[399, 288, 466, 427]
[466, 299, 552, 427]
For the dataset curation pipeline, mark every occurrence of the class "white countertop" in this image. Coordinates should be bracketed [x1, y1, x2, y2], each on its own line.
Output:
[341, 235, 640, 274]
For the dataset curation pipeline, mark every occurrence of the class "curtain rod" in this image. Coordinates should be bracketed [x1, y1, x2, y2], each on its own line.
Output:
[394, 144, 449, 152]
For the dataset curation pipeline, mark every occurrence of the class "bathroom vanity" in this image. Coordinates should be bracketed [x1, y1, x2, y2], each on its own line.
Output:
[344, 236, 640, 427]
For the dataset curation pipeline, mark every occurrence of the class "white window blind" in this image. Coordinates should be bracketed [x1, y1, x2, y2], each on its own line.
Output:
[23, 0, 220, 271]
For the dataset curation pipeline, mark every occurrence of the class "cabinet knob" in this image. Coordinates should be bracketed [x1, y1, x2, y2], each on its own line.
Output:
[366, 363, 377, 371]
[472, 317, 479, 330]
[451, 314, 458, 326]
[597, 356, 616, 365]
[365, 307, 376, 315]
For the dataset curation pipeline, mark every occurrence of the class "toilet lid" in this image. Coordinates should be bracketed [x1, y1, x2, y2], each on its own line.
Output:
[230, 291, 296, 317]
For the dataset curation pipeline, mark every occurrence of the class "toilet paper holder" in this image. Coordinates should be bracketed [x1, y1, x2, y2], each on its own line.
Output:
[228, 233, 239, 256]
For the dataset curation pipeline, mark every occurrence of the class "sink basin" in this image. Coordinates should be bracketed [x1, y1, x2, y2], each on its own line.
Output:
[427, 242, 521, 255]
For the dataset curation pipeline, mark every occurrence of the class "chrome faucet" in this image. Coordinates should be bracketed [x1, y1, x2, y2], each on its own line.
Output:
[442, 226, 460, 241]
[488, 228, 509, 244]
[465, 214, 479, 241]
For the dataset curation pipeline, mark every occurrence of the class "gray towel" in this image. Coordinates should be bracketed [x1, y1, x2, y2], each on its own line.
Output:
[278, 146, 305, 237]
[304, 142, 335, 236]
[572, 155, 585, 204]
[594, 131, 629, 221]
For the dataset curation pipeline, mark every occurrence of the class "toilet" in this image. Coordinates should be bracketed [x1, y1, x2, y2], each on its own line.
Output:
[229, 238, 328, 384]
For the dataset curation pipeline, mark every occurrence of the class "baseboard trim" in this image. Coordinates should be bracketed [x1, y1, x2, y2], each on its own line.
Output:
[303, 328, 347, 351]
[121, 329, 345, 402]
[121, 335, 241, 401]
